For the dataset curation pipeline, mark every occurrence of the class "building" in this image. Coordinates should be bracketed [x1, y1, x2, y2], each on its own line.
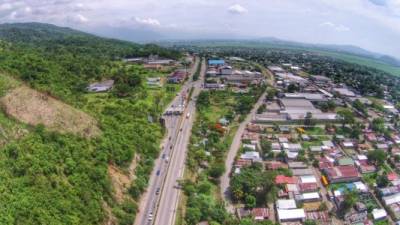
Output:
[276, 199, 297, 209]
[333, 88, 356, 97]
[168, 70, 188, 83]
[277, 209, 306, 223]
[220, 65, 233, 75]
[147, 77, 162, 87]
[310, 75, 332, 84]
[324, 166, 361, 183]
[208, 59, 225, 66]
[87, 80, 114, 92]
[252, 208, 269, 221]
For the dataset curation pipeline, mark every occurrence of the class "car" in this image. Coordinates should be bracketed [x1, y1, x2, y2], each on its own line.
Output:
[165, 157, 169, 163]
[156, 187, 160, 195]
[180, 128, 183, 131]
[162, 153, 166, 159]
[156, 170, 161, 176]
[148, 213, 153, 221]
[169, 136, 172, 140]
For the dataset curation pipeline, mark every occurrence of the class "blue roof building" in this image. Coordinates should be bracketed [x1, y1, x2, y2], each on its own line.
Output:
[208, 59, 225, 66]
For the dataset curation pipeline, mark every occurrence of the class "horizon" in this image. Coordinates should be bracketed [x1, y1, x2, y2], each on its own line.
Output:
[0, 0, 399, 58]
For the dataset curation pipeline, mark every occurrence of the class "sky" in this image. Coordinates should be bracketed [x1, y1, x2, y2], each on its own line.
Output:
[0, 0, 399, 58]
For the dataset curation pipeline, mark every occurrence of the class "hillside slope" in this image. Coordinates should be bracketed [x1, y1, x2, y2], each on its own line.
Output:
[0, 23, 180, 225]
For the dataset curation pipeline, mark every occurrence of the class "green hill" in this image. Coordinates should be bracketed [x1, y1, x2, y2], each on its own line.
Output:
[0, 23, 181, 224]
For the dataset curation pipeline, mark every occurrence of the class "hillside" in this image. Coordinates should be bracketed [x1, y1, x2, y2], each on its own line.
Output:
[0, 23, 181, 224]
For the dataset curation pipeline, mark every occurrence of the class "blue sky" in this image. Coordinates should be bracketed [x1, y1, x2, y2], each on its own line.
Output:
[0, 0, 399, 58]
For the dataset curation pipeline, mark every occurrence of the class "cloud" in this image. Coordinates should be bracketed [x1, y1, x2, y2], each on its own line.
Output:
[320, 21, 350, 32]
[68, 14, 88, 24]
[228, 4, 248, 14]
[134, 17, 161, 27]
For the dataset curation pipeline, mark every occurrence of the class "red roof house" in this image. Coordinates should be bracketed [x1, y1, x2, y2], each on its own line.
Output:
[323, 166, 360, 183]
[252, 208, 269, 221]
[275, 175, 298, 184]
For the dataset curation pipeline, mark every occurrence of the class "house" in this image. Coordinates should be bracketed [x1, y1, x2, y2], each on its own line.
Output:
[252, 208, 269, 221]
[297, 192, 321, 202]
[299, 183, 319, 193]
[309, 146, 323, 153]
[277, 209, 306, 223]
[299, 175, 317, 184]
[310, 75, 332, 84]
[382, 192, 400, 205]
[282, 143, 302, 152]
[337, 157, 355, 166]
[341, 141, 355, 149]
[376, 143, 389, 151]
[292, 168, 314, 176]
[87, 80, 114, 92]
[305, 211, 330, 222]
[333, 87, 356, 97]
[276, 199, 297, 209]
[266, 161, 288, 170]
[319, 157, 334, 169]
[372, 209, 387, 221]
[323, 166, 361, 183]
[240, 151, 261, 161]
[275, 175, 298, 185]
[147, 77, 162, 87]
[288, 161, 308, 169]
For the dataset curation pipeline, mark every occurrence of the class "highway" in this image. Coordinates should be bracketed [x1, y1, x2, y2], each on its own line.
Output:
[134, 57, 205, 225]
[154, 58, 205, 225]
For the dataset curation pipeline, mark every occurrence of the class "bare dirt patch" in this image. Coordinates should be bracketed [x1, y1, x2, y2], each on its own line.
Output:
[0, 86, 100, 138]
[107, 155, 139, 203]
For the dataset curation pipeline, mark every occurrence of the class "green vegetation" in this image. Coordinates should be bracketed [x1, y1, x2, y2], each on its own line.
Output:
[0, 23, 182, 224]
[181, 85, 265, 225]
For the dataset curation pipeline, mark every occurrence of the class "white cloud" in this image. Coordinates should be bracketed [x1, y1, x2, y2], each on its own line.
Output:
[320, 21, 350, 32]
[228, 4, 248, 14]
[134, 17, 161, 27]
[68, 14, 88, 24]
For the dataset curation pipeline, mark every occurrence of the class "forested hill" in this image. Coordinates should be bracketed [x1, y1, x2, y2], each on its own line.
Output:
[0, 22, 180, 101]
[0, 23, 181, 224]
[0, 22, 181, 60]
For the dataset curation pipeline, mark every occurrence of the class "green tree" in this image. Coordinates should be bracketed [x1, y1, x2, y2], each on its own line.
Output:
[245, 195, 256, 208]
[337, 109, 355, 127]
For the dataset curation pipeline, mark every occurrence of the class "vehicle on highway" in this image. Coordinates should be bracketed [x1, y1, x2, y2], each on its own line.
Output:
[186, 113, 190, 118]
[165, 156, 169, 163]
[148, 213, 153, 221]
[162, 153, 166, 159]
[156, 187, 160, 195]
[156, 170, 160, 176]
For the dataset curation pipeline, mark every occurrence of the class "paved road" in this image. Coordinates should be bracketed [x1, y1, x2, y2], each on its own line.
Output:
[134, 57, 202, 225]
[154, 59, 205, 225]
[220, 92, 267, 213]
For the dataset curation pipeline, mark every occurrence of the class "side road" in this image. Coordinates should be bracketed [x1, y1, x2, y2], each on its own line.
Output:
[220, 92, 267, 213]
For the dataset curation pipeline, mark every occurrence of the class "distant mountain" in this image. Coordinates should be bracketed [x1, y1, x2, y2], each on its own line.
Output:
[248, 38, 400, 67]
